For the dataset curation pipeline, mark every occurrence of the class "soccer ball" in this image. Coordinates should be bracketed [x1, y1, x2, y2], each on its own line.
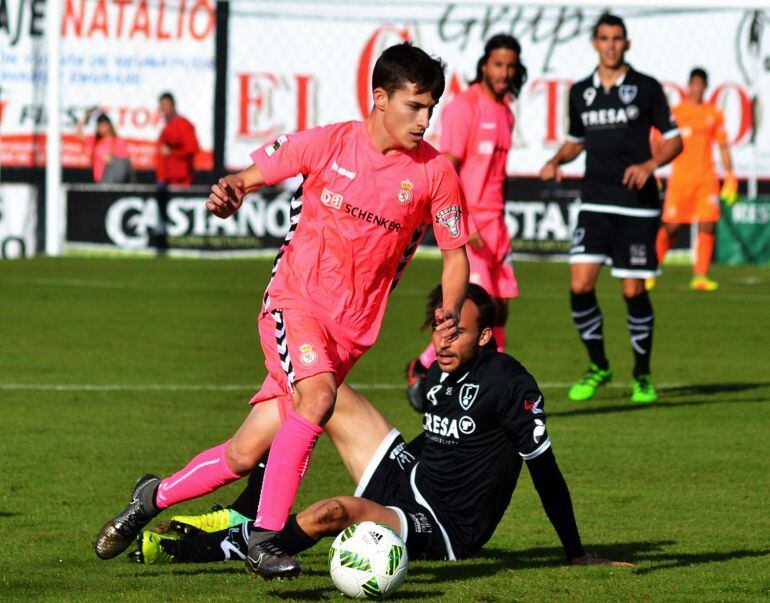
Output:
[328, 521, 408, 599]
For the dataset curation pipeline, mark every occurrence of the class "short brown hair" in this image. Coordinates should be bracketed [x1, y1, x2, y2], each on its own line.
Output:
[372, 42, 446, 101]
[592, 13, 627, 39]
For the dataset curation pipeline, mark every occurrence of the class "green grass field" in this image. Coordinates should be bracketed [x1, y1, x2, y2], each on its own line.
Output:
[1, 257, 768, 602]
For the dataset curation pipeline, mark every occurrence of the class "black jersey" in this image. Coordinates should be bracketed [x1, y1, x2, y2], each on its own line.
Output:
[567, 66, 678, 215]
[412, 346, 550, 559]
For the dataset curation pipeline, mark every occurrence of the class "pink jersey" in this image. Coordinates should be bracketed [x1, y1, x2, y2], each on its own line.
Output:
[86, 136, 130, 182]
[440, 83, 513, 222]
[251, 120, 468, 351]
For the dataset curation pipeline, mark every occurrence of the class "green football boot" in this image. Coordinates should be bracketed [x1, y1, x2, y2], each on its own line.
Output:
[690, 276, 718, 292]
[168, 506, 252, 536]
[568, 363, 612, 401]
[129, 531, 178, 565]
[631, 375, 658, 403]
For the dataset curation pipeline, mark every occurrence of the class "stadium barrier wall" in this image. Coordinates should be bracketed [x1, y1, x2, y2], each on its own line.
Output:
[61, 179, 694, 259]
[0, 184, 37, 258]
[2, 2, 767, 262]
[716, 197, 770, 264]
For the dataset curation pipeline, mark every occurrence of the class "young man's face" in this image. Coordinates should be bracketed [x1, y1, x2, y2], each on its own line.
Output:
[159, 98, 175, 119]
[375, 82, 437, 150]
[592, 24, 629, 70]
[688, 76, 707, 103]
[481, 48, 518, 99]
[432, 299, 492, 373]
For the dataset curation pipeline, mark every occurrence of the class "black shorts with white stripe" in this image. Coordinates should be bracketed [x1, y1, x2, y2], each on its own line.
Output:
[570, 206, 661, 279]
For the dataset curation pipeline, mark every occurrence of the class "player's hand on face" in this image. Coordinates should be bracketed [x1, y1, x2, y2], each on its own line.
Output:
[468, 232, 485, 250]
[570, 555, 634, 567]
[622, 161, 655, 190]
[539, 161, 563, 182]
[207, 176, 246, 219]
[434, 308, 460, 344]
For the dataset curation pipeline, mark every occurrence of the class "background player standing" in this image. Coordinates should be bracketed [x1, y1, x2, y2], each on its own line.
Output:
[539, 14, 682, 404]
[406, 34, 526, 407]
[95, 43, 469, 580]
[652, 67, 737, 291]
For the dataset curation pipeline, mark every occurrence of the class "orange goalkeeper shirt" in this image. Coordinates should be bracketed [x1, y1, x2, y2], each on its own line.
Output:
[670, 100, 727, 183]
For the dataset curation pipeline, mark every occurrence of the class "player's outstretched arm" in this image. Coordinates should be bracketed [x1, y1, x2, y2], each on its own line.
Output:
[526, 449, 632, 567]
[206, 164, 266, 219]
[435, 246, 470, 342]
[539, 141, 585, 182]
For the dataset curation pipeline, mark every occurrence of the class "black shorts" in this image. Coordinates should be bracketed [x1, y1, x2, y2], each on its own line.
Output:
[355, 430, 449, 561]
[570, 208, 661, 278]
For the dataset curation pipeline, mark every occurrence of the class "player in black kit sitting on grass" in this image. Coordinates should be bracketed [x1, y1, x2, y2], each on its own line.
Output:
[132, 285, 630, 574]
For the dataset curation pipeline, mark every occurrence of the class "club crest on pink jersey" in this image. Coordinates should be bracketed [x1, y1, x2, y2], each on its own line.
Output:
[299, 343, 318, 366]
[321, 187, 343, 210]
[397, 180, 414, 205]
[435, 206, 462, 238]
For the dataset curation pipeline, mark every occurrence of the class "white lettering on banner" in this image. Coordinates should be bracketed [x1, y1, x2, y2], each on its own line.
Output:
[504, 200, 580, 242]
[103, 192, 293, 249]
[732, 203, 770, 225]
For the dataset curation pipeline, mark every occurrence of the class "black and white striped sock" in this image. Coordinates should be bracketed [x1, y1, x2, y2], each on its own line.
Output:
[625, 292, 654, 377]
[570, 290, 608, 370]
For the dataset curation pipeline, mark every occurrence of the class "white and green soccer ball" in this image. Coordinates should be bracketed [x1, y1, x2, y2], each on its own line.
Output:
[328, 521, 408, 599]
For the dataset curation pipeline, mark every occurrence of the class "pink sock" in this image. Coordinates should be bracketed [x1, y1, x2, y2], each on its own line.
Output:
[493, 326, 506, 352]
[254, 410, 323, 531]
[419, 343, 436, 369]
[155, 440, 241, 510]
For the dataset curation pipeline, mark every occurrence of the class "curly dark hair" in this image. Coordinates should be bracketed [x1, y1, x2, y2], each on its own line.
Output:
[470, 34, 528, 98]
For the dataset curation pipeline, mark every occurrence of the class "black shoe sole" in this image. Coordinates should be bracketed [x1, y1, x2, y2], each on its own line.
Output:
[244, 559, 301, 580]
[94, 519, 134, 560]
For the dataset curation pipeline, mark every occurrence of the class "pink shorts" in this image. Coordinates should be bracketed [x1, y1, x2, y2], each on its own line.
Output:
[468, 214, 518, 299]
[250, 307, 362, 420]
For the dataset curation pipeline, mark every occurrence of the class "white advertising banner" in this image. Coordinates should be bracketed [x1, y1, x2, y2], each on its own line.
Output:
[226, 3, 769, 178]
[1, 0, 215, 171]
[0, 184, 37, 258]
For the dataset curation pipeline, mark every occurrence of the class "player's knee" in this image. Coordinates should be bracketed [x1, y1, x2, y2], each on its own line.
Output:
[225, 441, 260, 475]
[570, 282, 595, 295]
[313, 498, 350, 532]
[297, 388, 336, 423]
[622, 280, 645, 298]
[664, 223, 681, 237]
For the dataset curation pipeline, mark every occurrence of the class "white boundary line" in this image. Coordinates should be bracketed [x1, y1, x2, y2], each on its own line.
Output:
[0, 381, 691, 392]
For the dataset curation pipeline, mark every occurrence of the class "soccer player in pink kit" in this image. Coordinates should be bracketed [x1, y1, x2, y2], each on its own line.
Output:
[406, 35, 526, 408]
[94, 43, 470, 579]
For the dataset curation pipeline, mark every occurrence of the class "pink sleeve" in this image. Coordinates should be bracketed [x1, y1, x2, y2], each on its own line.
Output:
[440, 97, 471, 162]
[429, 157, 469, 250]
[250, 126, 328, 185]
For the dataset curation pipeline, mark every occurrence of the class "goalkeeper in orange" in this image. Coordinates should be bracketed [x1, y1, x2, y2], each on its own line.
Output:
[652, 67, 737, 291]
